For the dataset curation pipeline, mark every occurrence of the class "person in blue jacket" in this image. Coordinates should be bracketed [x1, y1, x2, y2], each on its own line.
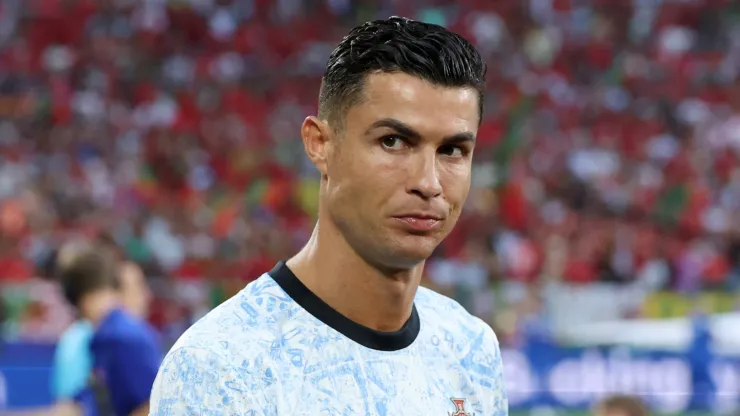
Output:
[16, 242, 153, 416]
[59, 246, 158, 416]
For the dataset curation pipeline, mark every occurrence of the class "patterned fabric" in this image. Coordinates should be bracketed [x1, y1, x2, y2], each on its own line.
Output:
[150, 265, 508, 415]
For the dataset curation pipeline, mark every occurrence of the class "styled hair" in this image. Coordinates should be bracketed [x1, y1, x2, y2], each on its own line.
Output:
[59, 246, 119, 307]
[318, 16, 486, 125]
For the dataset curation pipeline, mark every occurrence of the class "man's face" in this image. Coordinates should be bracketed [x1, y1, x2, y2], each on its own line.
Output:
[118, 262, 151, 318]
[316, 72, 479, 269]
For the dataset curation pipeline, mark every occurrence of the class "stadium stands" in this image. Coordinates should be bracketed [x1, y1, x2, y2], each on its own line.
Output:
[0, 0, 738, 350]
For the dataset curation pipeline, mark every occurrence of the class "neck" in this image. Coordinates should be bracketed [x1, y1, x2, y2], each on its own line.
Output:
[79, 291, 119, 326]
[287, 219, 423, 332]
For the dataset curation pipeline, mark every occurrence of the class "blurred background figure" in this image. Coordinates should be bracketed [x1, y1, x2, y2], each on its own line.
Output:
[0, 0, 739, 415]
[58, 247, 159, 416]
[593, 395, 650, 416]
[4, 243, 154, 416]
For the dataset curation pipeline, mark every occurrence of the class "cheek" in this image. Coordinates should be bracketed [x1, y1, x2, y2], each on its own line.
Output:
[441, 166, 472, 205]
[336, 151, 397, 197]
[327, 158, 375, 221]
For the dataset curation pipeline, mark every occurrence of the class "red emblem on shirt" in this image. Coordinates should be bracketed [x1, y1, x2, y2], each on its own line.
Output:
[449, 398, 473, 416]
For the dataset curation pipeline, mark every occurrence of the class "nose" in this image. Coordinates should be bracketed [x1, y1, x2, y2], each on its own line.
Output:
[407, 150, 442, 200]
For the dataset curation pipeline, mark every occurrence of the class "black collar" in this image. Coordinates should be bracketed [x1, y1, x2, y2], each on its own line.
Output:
[268, 261, 420, 351]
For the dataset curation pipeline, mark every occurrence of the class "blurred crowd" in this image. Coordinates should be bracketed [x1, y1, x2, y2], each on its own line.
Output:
[1, 0, 740, 345]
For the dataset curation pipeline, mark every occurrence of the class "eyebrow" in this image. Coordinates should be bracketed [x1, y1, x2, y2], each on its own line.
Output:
[365, 118, 476, 144]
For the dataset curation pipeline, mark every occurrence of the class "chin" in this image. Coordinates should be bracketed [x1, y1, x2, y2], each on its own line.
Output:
[380, 237, 439, 269]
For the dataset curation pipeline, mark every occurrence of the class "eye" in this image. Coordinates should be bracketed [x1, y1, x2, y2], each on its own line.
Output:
[439, 145, 466, 157]
[380, 135, 406, 150]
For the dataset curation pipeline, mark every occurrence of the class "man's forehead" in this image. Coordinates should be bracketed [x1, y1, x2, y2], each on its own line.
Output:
[362, 72, 477, 106]
[349, 72, 480, 135]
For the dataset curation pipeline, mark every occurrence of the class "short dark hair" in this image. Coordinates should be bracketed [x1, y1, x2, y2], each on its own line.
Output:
[318, 16, 486, 126]
[59, 247, 119, 307]
[596, 395, 650, 416]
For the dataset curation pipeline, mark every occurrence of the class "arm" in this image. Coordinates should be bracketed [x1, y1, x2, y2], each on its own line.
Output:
[105, 333, 161, 415]
[149, 346, 266, 415]
[52, 322, 93, 401]
[48, 323, 94, 416]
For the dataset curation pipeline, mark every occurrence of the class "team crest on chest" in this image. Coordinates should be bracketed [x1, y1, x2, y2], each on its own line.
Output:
[449, 398, 474, 416]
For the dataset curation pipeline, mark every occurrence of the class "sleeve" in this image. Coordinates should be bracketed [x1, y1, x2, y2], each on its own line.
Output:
[149, 346, 268, 415]
[52, 324, 93, 400]
[483, 325, 509, 416]
[105, 332, 162, 414]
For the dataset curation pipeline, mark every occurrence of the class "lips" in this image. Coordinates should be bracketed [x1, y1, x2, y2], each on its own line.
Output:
[392, 212, 444, 232]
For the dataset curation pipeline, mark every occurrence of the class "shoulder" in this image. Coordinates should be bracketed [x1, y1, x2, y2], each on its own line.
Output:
[416, 286, 506, 409]
[415, 286, 503, 376]
[153, 345, 250, 394]
[93, 310, 158, 351]
[58, 320, 94, 352]
[169, 273, 291, 352]
[151, 345, 272, 415]
[161, 273, 296, 373]
[53, 322, 94, 399]
[56, 321, 93, 363]
[151, 274, 289, 414]
[415, 285, 499, 345]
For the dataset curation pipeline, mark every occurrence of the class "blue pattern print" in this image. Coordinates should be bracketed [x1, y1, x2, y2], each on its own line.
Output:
[150, 273, 508, 415]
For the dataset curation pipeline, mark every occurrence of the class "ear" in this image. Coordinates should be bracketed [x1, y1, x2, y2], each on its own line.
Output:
[301, 116, 332, 176]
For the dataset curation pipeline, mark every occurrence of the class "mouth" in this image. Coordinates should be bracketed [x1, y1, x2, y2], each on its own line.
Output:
[392, 213, 444, 233]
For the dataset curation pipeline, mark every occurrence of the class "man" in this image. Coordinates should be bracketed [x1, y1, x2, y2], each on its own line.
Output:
[50, 259, 152, 416]
[593, 395, 650, 416]
[9, 246, 154, 416]
[59, 247, 160, 416]
[52, 239, 152, 413]
[150, 16, 507, 415]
